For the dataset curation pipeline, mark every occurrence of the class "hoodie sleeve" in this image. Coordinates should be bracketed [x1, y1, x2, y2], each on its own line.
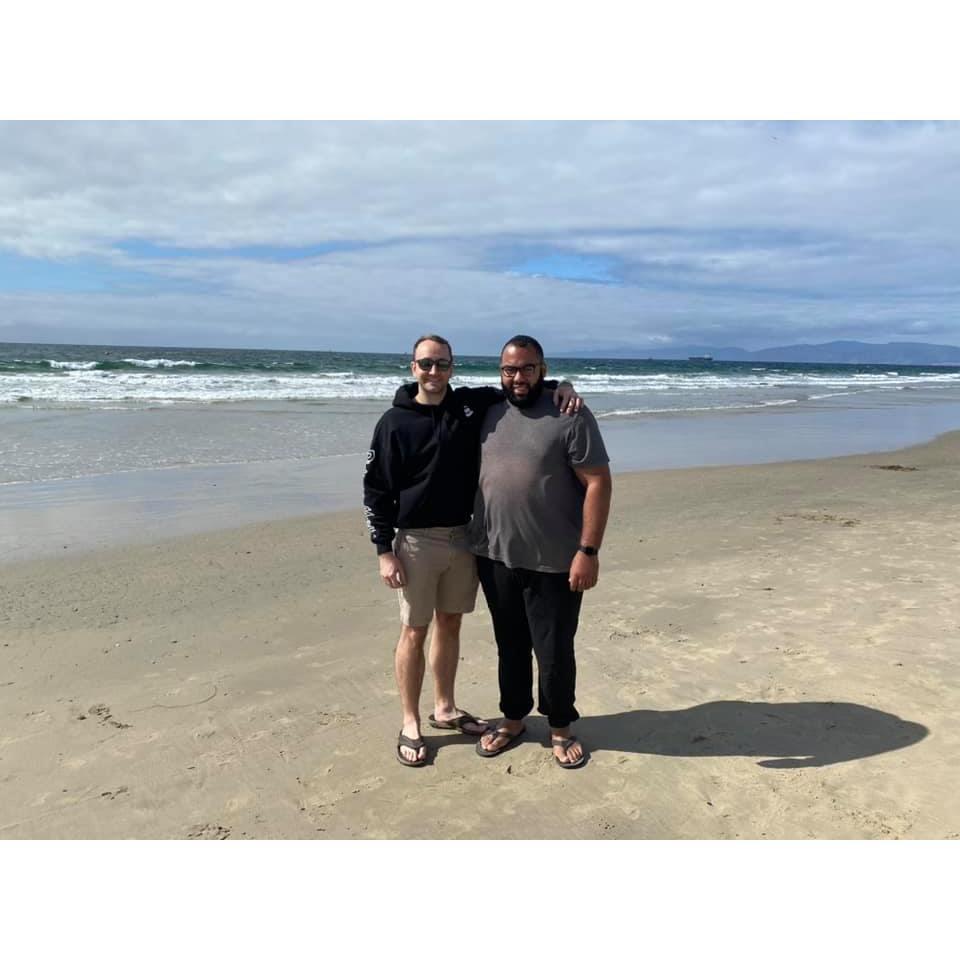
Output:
[362, 416, 400, 555]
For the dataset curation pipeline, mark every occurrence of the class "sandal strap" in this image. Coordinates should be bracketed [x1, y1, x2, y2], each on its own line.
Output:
[483, 727, 521, 745]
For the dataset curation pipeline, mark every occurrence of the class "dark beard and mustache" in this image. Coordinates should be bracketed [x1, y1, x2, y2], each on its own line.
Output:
[502, 374, 545, 408]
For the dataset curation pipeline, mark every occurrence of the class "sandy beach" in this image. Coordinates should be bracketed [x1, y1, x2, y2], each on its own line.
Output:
[2, 432, 959, 840]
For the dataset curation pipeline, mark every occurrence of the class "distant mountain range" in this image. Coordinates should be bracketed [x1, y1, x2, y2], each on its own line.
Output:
[560, 340, 960, 366]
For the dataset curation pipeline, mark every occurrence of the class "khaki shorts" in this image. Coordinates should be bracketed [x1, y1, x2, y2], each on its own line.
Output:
[395, 526, 479, 627]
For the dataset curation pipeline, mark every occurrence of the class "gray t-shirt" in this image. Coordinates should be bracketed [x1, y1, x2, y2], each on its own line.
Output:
[468, 392, 610, 573]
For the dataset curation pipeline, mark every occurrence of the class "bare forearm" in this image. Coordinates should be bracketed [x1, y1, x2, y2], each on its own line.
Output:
[580, 472, 612, 548]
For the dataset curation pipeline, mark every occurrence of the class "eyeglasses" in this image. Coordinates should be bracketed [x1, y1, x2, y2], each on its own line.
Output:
[414, 358, 452, 372]
[500, 363, 540, 377]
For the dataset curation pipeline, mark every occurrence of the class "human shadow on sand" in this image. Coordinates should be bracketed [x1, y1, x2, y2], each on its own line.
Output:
[568, 700, 928, 768]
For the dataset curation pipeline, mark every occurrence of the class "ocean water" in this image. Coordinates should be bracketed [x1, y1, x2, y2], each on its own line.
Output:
[5, 341, 960, 410]
[4, 340, 960, 484]
[3, 340, 960, 562]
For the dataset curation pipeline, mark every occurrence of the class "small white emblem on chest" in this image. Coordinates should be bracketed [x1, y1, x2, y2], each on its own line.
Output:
[463, 405, 474, 418]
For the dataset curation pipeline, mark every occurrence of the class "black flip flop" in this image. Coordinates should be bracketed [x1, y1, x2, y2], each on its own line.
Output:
[428, 710, 488, 736]
[396, 731, 428, 767]
[552, 735, 587, 769]
[476, 725, 526, 758]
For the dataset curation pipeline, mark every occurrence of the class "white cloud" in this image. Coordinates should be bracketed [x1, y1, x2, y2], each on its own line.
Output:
[2, 121, 958, 254]
[2, 121, 960, 349]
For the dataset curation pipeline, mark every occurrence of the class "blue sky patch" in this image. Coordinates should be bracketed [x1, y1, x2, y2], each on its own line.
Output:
[505, 251, 621, 285]
[0, 252, 118, 294]
[0, 250, 220, 296]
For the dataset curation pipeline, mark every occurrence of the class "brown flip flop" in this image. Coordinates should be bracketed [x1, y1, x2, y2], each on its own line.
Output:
[428, 711, 488, 735]
[396, 731, 428, 767]
[476, 725, 526, 758]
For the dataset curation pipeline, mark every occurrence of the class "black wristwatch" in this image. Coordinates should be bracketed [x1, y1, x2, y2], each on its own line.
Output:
[578, 545, 598, 557]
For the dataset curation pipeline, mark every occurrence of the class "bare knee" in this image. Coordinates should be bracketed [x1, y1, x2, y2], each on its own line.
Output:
[399, 624, 429, 647]
[434, 611, 463, 634]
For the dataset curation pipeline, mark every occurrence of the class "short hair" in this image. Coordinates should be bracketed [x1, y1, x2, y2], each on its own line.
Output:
[501, 334, 544, 362]
[412, 334, 453, 361]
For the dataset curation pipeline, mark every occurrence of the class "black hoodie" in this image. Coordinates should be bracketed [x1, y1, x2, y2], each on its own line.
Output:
[363, 380, 558, 554]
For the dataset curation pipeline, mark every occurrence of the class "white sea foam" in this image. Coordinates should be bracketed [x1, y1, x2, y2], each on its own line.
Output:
[3, 366, 960, 407]
[122, 358, 199, 368]
[48, 360, 99, 370]
[0, 370, 410, 404]
[597, 398, 799, 417]
[555, 370, 960, 394]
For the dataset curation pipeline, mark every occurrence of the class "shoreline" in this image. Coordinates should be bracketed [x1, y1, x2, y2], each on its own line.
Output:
[2, 431, 958, 838]
[4, 398, 960, 565]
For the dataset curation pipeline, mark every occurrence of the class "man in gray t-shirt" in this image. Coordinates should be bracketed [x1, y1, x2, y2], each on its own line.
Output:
[469, 335, 612, 769]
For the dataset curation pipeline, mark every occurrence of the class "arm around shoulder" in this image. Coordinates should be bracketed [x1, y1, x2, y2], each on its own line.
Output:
[457, 384, 504, 413]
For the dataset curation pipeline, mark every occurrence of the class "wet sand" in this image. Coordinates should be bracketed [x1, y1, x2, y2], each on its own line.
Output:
[2, 433, 959, 838]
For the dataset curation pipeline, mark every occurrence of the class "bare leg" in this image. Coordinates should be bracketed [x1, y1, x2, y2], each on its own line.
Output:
[396, 623, 428, 763]
[430, 610, 462, 718]
[430, 611, 487, 734]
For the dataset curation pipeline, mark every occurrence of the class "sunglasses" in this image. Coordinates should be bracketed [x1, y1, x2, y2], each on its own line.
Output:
[414, 358, 452, 372]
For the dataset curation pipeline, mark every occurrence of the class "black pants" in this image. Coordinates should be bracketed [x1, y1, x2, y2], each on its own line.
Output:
[476, 556, 582, 729]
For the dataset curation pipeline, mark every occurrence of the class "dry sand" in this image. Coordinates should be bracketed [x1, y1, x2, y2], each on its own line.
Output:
[2, 433, 959, 839]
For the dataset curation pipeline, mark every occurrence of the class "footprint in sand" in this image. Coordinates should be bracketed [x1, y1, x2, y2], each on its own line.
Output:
[316, 710, 358, 726]
[186, 823, 231, 840]
[776, 512, 860, 527]
[301, 775, 385, 825]
[86, 704, 132, 730]
[99, 786, 129, 801]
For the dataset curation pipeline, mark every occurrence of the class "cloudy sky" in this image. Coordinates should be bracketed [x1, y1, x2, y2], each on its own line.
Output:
[2, 120, 959, 354]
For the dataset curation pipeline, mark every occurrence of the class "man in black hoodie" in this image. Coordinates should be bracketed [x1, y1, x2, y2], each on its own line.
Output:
[363, 334, 580, 766]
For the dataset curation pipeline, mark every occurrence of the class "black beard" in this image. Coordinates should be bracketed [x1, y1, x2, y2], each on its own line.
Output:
[504, 376, 545, 408]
